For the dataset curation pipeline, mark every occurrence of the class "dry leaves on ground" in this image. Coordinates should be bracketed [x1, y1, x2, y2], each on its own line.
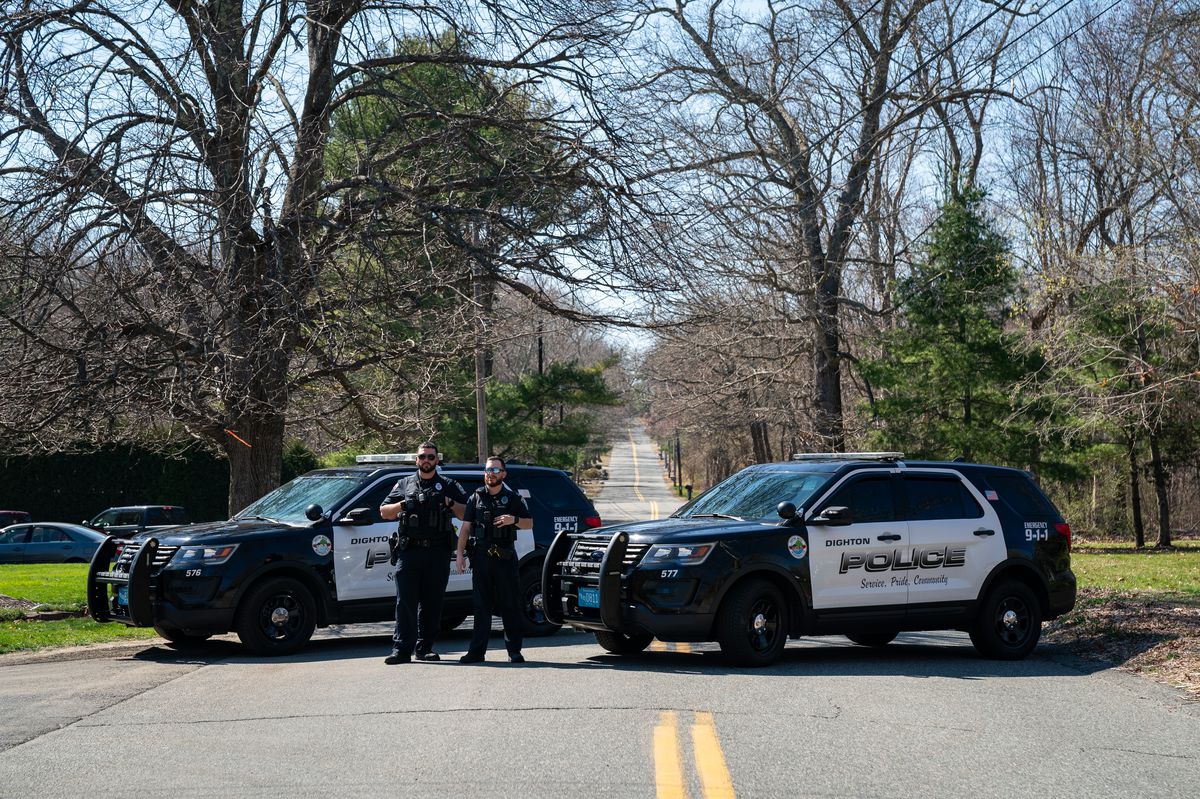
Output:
[1043, 588, 1200, 699]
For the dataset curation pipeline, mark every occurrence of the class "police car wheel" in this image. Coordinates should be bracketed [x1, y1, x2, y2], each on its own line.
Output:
[519, 563, 562, 637]
[969, 580, 1042, 660]
[153, 625, 213, 648]
[235, 577, 317, 656]
[716, 578, 788, 667]
[845, 631, 897, 648]
[594, 629, 653, 654]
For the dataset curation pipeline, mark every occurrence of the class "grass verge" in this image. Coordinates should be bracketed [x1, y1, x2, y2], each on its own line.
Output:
[0, 563, 161, 654]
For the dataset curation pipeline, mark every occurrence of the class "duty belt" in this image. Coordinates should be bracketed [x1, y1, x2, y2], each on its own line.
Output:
[408, 537, 445, 549]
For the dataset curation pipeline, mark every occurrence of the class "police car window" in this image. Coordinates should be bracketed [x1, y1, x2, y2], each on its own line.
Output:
[904, 476, 983, 520]
[234, 475, 369, 524]
[677, 470, 827, 520]
[519, 474, 582, 511]
[825, 475, 896, 522]
[168, 508, 189, 524]
[117, 511, 141, 526]
[345, 479, 395, 522]
[92, 510, 121, 526]
[985, 474, 1055, 515]
[145, 508, 166, 525]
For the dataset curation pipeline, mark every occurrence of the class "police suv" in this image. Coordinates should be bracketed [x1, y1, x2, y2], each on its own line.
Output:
[542, 453, 1075, 666]
[87, 456, 601, 654]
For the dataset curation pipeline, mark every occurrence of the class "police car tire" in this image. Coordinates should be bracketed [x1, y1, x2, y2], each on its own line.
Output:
[715, 578, 788, 667]
[594, 629, 653, 654]
[519, 562, 562, 637]
[235, 576, 317, 656]
[845, 631, 898, 648]
[154, 625, 213, 648]
[969, 580, 1042, 660]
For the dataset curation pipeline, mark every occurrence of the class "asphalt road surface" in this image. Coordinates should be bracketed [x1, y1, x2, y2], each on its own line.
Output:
[592, 425, 686, 524]
[2, 428, 1198, 797]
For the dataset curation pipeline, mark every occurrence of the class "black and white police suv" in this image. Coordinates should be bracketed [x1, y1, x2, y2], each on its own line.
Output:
[542, 453, 1076, 666]
[87, 455, 601, 654]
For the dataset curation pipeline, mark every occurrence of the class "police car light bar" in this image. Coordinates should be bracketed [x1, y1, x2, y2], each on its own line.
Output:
[790, 452, 905, 461]
[355, 453, 420, 464]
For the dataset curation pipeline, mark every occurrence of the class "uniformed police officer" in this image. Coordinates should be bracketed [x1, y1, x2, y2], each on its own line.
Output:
[380, 442, 467, 664]
[454, 456, 532, 663]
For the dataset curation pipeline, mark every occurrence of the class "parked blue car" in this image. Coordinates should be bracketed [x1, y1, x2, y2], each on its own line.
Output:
[0, 523, 109, 564]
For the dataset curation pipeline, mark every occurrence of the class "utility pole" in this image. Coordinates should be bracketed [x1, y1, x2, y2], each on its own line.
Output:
[472, 226, 489, 462]
[675, 431, 682, 492]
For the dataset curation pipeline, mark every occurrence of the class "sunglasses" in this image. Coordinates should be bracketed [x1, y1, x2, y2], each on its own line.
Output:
[416, 453, 437, 461]
[483, 466, 505, 475]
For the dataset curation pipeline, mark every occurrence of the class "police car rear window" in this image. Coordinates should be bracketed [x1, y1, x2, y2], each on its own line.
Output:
[518, 474, 584, 511]
[904, 476, 983, 520]
[985, 474, 1056, 516]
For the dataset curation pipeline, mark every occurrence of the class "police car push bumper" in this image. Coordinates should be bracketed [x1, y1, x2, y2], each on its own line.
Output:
[88, 536, 160, 627]
[543, 529, 630, 630]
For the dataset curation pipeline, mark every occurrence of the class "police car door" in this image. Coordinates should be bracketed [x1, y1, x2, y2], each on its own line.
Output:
[332, 477, 401, 602]
[805, 472, 909, 609]
[901, 471, 1005, 605]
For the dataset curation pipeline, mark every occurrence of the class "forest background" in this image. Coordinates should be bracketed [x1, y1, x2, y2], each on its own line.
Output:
[0, 0, 1197, 550]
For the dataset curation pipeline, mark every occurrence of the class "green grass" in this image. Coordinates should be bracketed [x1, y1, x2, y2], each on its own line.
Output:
[0, 563, 90, 610]
[0, 563, 160, 654]
[0, 618, 158, 654]
[1071, 540, 1200, 595]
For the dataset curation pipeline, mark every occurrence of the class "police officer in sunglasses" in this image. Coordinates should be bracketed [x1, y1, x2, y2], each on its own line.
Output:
[455, 456, 533, 663]
[380, 442, 467, 664]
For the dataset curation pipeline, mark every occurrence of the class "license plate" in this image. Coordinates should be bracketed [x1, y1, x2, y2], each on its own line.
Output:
[577, 586, 600, 608]
[117, 586, 128, 606]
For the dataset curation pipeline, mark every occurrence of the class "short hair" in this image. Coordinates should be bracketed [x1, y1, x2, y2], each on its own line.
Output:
[417, 441, 438, 453]
[486, 455, 506, 469]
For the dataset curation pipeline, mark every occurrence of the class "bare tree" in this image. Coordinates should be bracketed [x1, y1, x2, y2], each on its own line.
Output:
[622, 0, 1030, 450]
[0, 1, 649, 511]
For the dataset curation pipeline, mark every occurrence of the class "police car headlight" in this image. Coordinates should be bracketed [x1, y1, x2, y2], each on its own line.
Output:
[176, 544, 239, 565]
[642, 543, 715, 567]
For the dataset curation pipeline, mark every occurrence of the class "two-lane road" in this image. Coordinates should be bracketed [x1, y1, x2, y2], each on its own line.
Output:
[593, 425, 685, 525]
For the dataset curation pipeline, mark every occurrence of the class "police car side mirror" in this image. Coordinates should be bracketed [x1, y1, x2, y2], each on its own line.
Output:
[810, 506, 853, 526]
[304, 504, 325, 522]
[335, 507, 373, 526]
[777, 502, 797, 520]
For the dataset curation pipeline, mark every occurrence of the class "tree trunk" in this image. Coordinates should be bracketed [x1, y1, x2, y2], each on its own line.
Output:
[1128, 436, 1145, 549]
[1148, 432, 1172, 548]
[224, 412, 286, 516]
[749, 421, 773, 464]
[812, 262, 845, 451]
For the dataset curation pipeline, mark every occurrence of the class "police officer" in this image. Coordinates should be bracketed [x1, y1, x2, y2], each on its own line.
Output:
[380, 442, 467, 664]
[455, 456, 532, 663]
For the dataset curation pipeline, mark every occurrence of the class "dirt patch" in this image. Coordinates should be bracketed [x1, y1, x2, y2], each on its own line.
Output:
[0, 594, 39, 612]
[1044, 588, 1200, 699]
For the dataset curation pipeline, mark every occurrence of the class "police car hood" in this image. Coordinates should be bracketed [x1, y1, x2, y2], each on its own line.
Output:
[127, 518, 299, 544]
[604, 517, 773, 542]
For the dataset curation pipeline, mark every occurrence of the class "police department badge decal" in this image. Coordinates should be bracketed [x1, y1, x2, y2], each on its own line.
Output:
[435, 482, 443, 490]
[311, 535, 332, 557]
[787, 535, 808, 559]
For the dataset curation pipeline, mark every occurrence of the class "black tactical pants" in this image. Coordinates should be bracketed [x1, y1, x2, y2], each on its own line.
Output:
[465, 548, 523, 657]
[392, 546, 451, 657]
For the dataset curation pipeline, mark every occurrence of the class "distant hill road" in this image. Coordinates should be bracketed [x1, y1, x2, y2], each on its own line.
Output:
[592, 425, 685, 525]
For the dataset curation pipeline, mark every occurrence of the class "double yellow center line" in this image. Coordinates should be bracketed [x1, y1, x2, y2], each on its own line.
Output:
[654, 711, 736, 799]
[628, 433, 661, 519]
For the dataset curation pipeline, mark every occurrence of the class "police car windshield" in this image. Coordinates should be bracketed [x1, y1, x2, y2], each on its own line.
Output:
[233, 475, 367, 525]
[675, 470, 827, 520]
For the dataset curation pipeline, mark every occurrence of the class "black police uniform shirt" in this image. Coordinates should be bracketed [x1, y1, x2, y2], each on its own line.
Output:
[384, 472, 469, 535]
[463, 484, 530, 546]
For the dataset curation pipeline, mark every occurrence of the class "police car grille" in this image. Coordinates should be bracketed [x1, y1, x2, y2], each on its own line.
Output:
[114, 543, 179, 571]
[565, 539, 648, 571]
